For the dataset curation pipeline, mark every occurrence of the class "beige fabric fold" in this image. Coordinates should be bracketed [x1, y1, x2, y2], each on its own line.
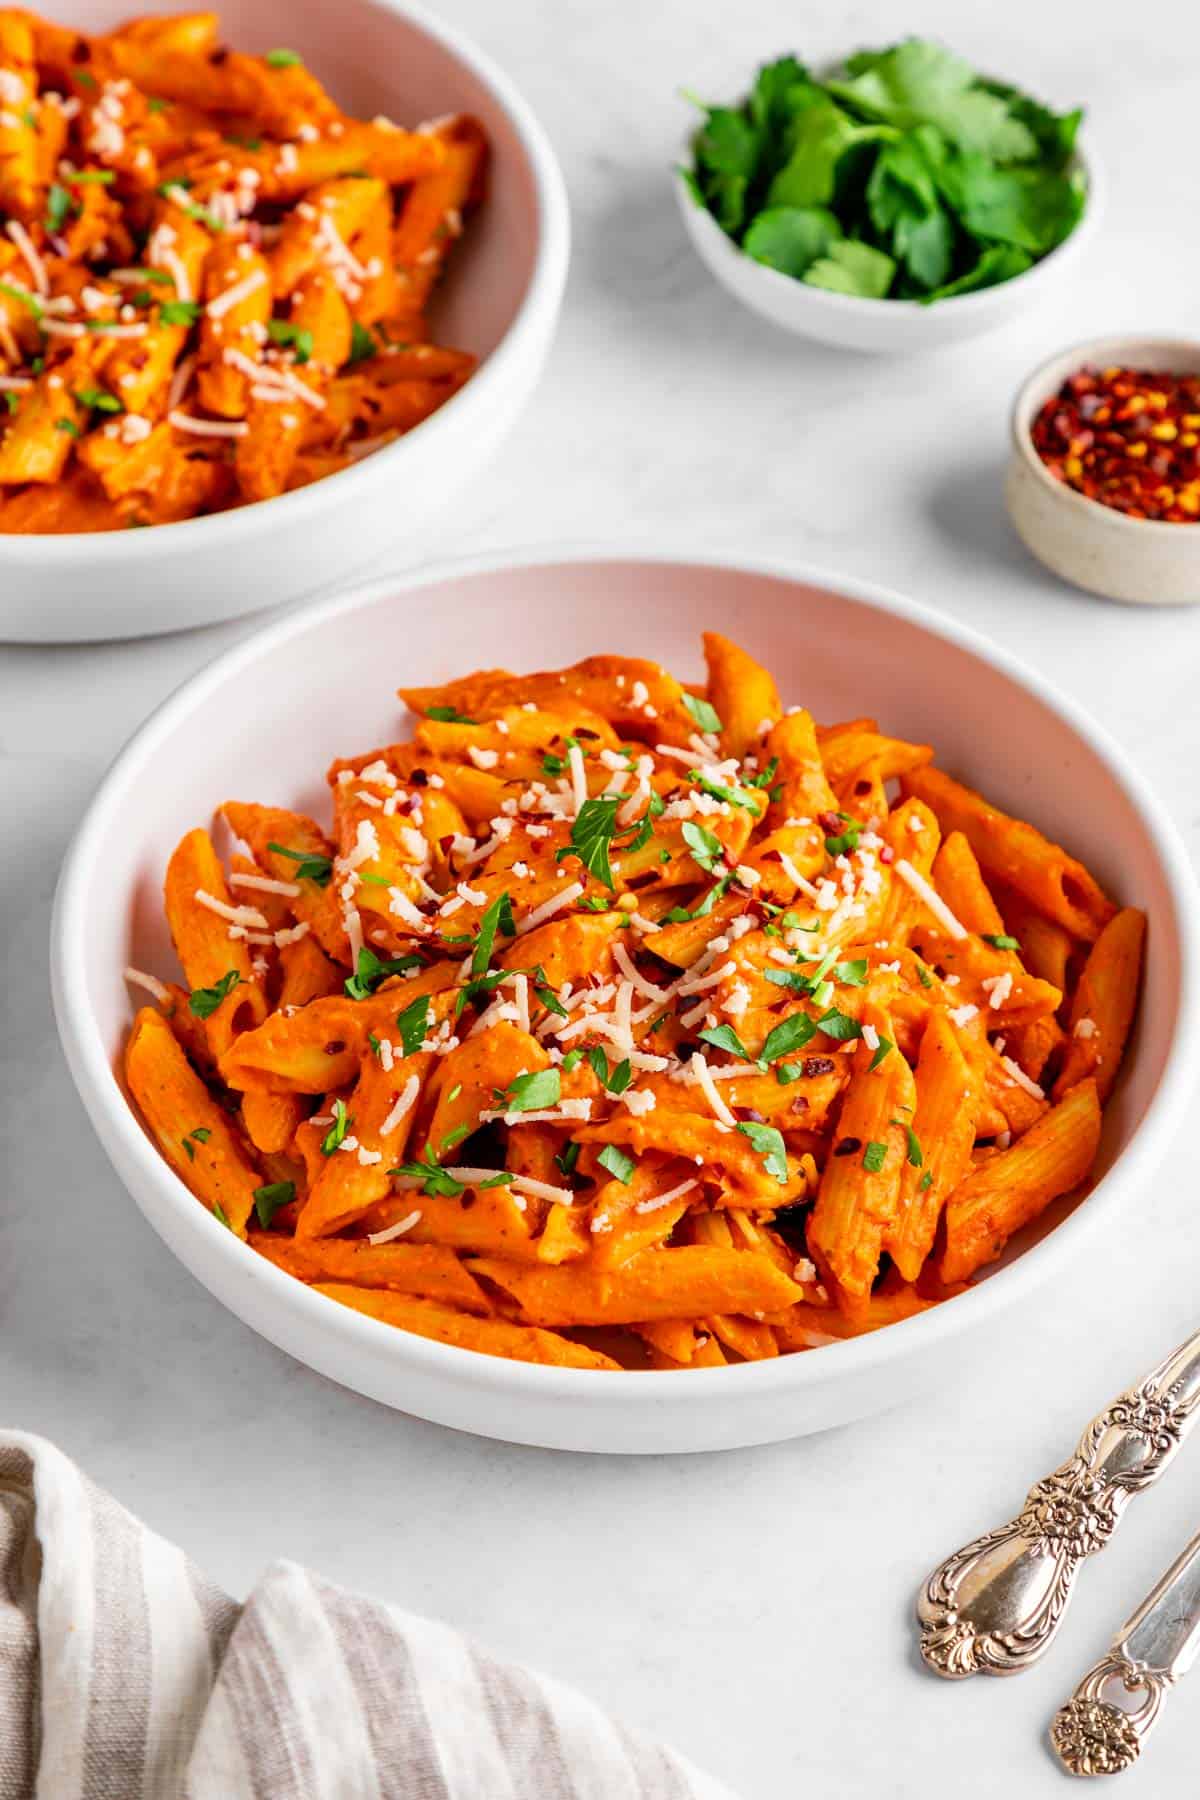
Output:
[0, 1433, 735, 1800]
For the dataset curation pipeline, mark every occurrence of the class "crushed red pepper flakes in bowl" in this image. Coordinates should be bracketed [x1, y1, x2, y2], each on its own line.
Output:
[1030, 365, 1200, 522]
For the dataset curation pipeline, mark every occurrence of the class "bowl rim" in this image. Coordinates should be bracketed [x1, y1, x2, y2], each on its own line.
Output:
[1009, 331, 1200, 539]
[0, 0, 570, 565]
[675, 122, 1102, 317]
[50, 544, 1200, 1408]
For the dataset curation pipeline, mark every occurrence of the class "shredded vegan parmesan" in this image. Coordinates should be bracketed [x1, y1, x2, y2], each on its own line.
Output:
[194, 888, 267, 928]
[169, 411, 248, 438]
[379, 1076, 420, 1137]
[1000, 1056, 1045, 1100]
[894, 860, 967, 940]
[690, 1053, 738, 1129]
[515, 882, 584, 936]
[123, 966, 170, 1003]
[367, 1210, 422, 1244]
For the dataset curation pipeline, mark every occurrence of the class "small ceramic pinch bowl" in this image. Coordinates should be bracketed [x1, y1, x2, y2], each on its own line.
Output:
[1006, 334, 1200, 606]
[675, 120, 1102, 354]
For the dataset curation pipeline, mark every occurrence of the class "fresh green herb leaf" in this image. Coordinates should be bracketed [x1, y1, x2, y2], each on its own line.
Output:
[914, 958, 934, 988]
[395, 995, 431, 1056]
[440, 1122, 471, 1151]
[893, 1119, 923, 1168]
[697, 1023, 753, 1063]
[680, 818, 725, 875]
[188, 969, 241, 1018]
[266, 318, 314, 364]
[744, 203, 843, 276]
[824, 818, 861, 856]
[267, 841, 332, 885]
[147, 95, 168, 113]
[983, 933, 1021, 951]
[391, 1153, 466, 1197]
[868, 1035, 894, 1072]
[737, 1120, 789, 1184]
[832, 958, 868, 986]
[747, 756, 780, 790]
[344, 947, 421, 999]
[45, 182, 73, 232]
[557, 794, 623, 890]
[498, 1068, 562, 1114]
[265, 47, 304, 67]
[555, 1141, 580, 1177]
[560, 1048, 583, 1073]
[862, 1139, 888, 1173]
[72, 67, 97, 91]
[598, 1143, 637, 1185]
[159, 298, 202, 325]
[425, 703, 475, 723]
[212, 1201, 232, 1229]
[54, 415, 80, 436]
[760, 1011, 818, 1063]
[919, 1169, 934, 1191]
[320, 1098, 352, 1156]
[471, 889, 514, 976]
[254, 1180, 295, 1226]
[72, 169, 115, 184]
[74, 385, 121, 414]
[816, 1006, 862, 1041]
[531, 966, 568, 1018]
[683, 692, 723, 734]
[661, 874, 732, 923]
[686, 770, 760, 812]
[804, 237, 896, 298]
[347, 318, 377, 365]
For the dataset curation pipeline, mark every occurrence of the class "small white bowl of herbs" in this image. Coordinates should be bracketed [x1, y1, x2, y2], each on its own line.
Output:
[676, 39, 1100, 352]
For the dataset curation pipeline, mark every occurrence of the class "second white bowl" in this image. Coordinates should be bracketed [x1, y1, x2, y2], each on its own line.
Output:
[0, 0, 569, 643]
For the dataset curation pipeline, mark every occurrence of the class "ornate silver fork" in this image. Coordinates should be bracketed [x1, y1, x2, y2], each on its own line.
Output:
[916, 1325, 1200, 1679]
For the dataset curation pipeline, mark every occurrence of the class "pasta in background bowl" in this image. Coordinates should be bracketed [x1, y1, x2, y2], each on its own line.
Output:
[51, 552, 1200, 1453]
[0, 0, 568, 639]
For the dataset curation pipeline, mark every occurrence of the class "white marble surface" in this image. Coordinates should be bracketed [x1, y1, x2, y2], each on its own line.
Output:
[5, 0, 1200, 1792]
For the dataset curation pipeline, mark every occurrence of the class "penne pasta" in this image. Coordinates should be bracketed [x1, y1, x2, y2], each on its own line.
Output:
[119, 635, 1146, 1370]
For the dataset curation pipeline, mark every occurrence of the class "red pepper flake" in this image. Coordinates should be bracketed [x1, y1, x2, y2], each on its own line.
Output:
[1030, 364, 1200, 523]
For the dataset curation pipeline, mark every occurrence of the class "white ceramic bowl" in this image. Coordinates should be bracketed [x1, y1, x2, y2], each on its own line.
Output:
[0, 0, 568, 644]
[675, 129, 1101, 354]
[51, 550, 1200, 1454]
[1006, 334, 1200, 605]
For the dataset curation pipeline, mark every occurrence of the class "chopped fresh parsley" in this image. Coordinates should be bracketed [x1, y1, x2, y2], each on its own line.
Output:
[211, 1201, 233, 1229]
[45, 182, 73, 232]
[586, 1046, 632, 1094]
[72, 169, 115, 184]
[253, 1180, 295, 1227]
[560, 1048, 584, 1073]
[3, 391, 17, 415]
[686, 770, 760, 812]
[146, 95, 168, 113]
[760, 1011, 818, 1063]
[862, 1140, 888, 1174]
[680, 818, 725, 875]
[160, 298, 202, 325]
[390, 1153, 477, 1197]
[267, 318, 314, 364]
[919, 1169, 934, 1191]
[74, 386, 122, 414]
[496, 1068, 561, 1113]
[894, 1120, 924, 1168]
[983, 933, 1021, 951]
[72, 67, 97, 91]
[531, 965, 568, 1018]
[737, 1120, 789, 1183]
[662, 875, 731, 923]
[347, 319, 378, 365]
[471, 889, 515, 976]
[265, 46, 304, 67]
[54, 416, 80, 437]
[440, 1122, 471, 1152]
[685, 44, 1083, 304]
[832, 958, 868, 986]
[598, 1143, 637, 1184]
[683, 693, 723, 735]
[395, 994, 431, 1056]
[320, 1098, 352, 1156]
[555, 1140, 581, 1177]
[556, 793, 654, 891]
[424, 703, 475, 723]
[747, 755, 780, 790]
[914, 958, 934, 989]
[824, 815, 861, 857]
[868, 1035, 894, 1072]
[188, 969, 241, 1018]
[267, 841, 332, 885]
[697, 1023, 753, 1062]
[816, 1006, 862, 1041]
[344, 946, 422, 999]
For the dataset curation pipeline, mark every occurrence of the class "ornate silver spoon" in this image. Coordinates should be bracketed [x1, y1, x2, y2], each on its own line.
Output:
[1050, 1521, 1200, 1776]
[917, 1325, 1200, 1678]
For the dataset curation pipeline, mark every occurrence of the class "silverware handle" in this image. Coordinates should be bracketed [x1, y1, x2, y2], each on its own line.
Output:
[1050, 1525, 1200, 1777]
[917, 1326, 1200, 1679]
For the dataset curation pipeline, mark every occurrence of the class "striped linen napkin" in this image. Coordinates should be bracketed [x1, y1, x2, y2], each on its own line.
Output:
[0, 1432, 736, 1800]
